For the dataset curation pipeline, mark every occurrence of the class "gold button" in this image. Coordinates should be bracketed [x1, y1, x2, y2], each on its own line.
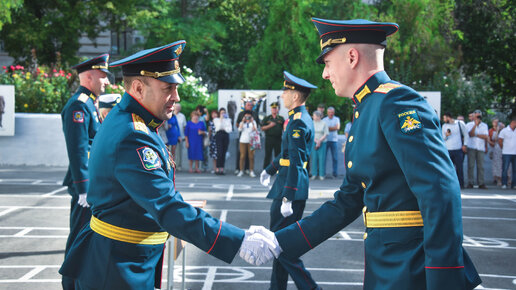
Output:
[355, 111, 359, 119]
[347, 161, 353, 168]
[348, 136, 354, 142]
[361, 181, 366, 189]
[363, 232, 368, 240]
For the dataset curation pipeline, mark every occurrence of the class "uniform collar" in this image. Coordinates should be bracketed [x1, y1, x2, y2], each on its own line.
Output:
[77, 86, 98, 102]
[352, 71, 391, 104]
[118, 92, 164, 130]
[288, 105, 306, 117]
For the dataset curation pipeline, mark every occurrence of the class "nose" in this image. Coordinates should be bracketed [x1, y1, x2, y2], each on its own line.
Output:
[172, 86, 180, 102]
[322, 66, 330, 80]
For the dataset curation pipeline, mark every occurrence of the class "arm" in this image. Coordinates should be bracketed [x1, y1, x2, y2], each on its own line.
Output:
[281, 119, 309, 201]
[62, 102, 92, 194]
[115, 134, 244, 263]
[379, 89, 467, 289]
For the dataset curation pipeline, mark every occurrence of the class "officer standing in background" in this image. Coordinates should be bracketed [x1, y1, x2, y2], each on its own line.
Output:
[254, 18, 482, 289]
[59, 41, 279, 289]
[261, 101, 285, 169]
[60, 53, 110, 290]
[260, 71, 320, 290]
[98, 93, 121, 121]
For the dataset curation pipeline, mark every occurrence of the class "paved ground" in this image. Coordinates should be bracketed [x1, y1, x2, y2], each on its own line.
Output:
[0, 165, 515, 289]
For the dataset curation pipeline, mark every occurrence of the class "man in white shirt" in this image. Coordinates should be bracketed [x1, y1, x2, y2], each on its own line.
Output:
[442, 112, 468, 188]
[498, 117, 516, 189]
[174, 103, 187, 170]
[465, 110, 489, 189]
[322, 106, 340, 178]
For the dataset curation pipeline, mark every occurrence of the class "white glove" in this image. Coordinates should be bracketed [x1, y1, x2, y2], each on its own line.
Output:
[248, 225, 282, 258]
[239, 229, 276, 265]
[280, 198, 293, 217]
[260, 170, 271, 187]
[77, 193, 90, 208]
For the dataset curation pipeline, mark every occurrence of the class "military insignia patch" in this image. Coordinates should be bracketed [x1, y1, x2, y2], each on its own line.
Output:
[73, 111, 84, 123]
[293, 112, 302, 120]
[398, 109, 422, 134]
[137, 146, 161, 170]
[132, 114, 149, 134]
[292, 129, 301, 138]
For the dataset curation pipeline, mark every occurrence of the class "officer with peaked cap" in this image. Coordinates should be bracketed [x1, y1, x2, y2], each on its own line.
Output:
[255, 18, 482, 289]
[259, 71, 320, 290]
[98, 93, 121, 121]
[59, 41, 280, 289]
[60, 53, 110, 290]
[261, 101, 285, 169]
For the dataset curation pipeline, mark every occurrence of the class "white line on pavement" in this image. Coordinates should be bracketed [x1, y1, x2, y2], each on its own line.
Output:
[0, 207, 19, 217]
[42, 186, 67, 197]
[339, 231, 352, 240]
[219, 210, 227, 222]
[226, 184, 234, 201]
[13, 228, 32, 237]
[18, 266, 46, 281]
[202, 267, 217, 290]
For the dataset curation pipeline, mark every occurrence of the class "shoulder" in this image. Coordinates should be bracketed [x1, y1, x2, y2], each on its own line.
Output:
[130, 113, 150, 135]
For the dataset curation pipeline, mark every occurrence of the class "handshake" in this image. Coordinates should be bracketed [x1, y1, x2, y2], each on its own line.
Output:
[239, 225, 282, 265]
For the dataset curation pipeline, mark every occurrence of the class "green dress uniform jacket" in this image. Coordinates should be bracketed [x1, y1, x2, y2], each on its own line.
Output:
[60, 92, 244, 289]
[265, 105, 314, 201]
[275, 71, 481, 290]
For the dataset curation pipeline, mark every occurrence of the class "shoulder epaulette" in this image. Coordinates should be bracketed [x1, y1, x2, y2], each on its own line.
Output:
[293, 112, 302, 120]
[78, 93, 89, 103]
[374, 83, 402, 94]
[132, 113, 149, 134]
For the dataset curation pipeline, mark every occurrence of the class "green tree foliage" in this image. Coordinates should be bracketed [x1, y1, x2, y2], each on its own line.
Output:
[0, 0, 22, 30]
[455, 0, 516, 113]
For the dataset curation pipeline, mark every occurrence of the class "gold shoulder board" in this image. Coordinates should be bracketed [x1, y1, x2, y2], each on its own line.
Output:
[293, 112, 302, 120]
[374, 83, 402, 94]
[78, 93, 89, 103]
[132, 113, 149, 134]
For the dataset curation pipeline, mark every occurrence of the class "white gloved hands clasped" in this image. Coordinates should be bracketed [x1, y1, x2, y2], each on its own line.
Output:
[280, 197, 293, 217]
[239, 226, 281, 265]
[77, 193, 90, 208]
[260, 170, 271, 187]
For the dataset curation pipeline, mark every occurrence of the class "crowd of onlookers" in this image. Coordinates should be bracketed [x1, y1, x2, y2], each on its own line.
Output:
[160, 101, 349, 179]
[442, 109, 516, 189]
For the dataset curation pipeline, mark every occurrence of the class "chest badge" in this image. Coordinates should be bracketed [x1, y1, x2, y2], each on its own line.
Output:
[292, 129, 301, 138]
[398, 109, 422, 134]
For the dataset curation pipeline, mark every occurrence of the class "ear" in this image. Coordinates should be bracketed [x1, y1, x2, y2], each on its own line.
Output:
[131, 78, 145, 101]
[348, 47, 359, 69]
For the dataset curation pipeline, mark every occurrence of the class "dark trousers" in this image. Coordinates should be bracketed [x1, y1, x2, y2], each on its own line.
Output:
[269, 199, 319, 290]
[215, 131, 229, 168]
[448, 149, 465, 188]
[263, 136, 282, 169]
[502, 154, 516, 187]
[62, 191, 92, 290]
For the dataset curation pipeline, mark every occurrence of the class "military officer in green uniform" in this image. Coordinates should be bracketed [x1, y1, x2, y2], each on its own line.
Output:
[261, 101, 285, 169]
[59, 41, 280, 289]
[60, 53, 110, 290]
[260, 71, 320, 290]
[254, 18, 482, 289]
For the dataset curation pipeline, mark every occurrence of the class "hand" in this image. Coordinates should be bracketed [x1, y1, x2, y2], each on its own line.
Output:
[260, 170, 270, 187]
[185, 141, 189, 148]
[239, 229, 277, 265]
[248, 225, 282, 258]
[78, 193, 90, 208]
[281, 198, 293, 217]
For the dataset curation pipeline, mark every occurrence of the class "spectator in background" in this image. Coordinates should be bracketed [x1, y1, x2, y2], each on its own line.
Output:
[466, 110, 489, 189]
[174, 103, 187, 171]
[442, 112, 468, 188]
[185, 111, 206, 173]
[323, 106, 340, 178]
[157, 118, 169, 146]
[237, 110, 258, 177]
[488, 118, 504, 186]
[457, 115, 465, 123]
[213, 107, 232, 175]
[235, 101, 259, 174]
[166, 111, 181, 163]
[498, 116, 516, 189]
[310, 110, 328, 180]
[207, 110, 219, 174]
[195, 105, 210, 172]
[316, 103, 325, 116]
[261, 102, 284, 169]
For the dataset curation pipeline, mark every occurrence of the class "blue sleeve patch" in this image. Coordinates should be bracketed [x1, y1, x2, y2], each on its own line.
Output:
[398, 109, 422, 134]
[137, 146, 162, 170]
[73, 111, 84, 123]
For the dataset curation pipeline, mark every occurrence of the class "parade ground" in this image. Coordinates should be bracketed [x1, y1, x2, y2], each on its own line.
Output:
[0, 165, 515, 290]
